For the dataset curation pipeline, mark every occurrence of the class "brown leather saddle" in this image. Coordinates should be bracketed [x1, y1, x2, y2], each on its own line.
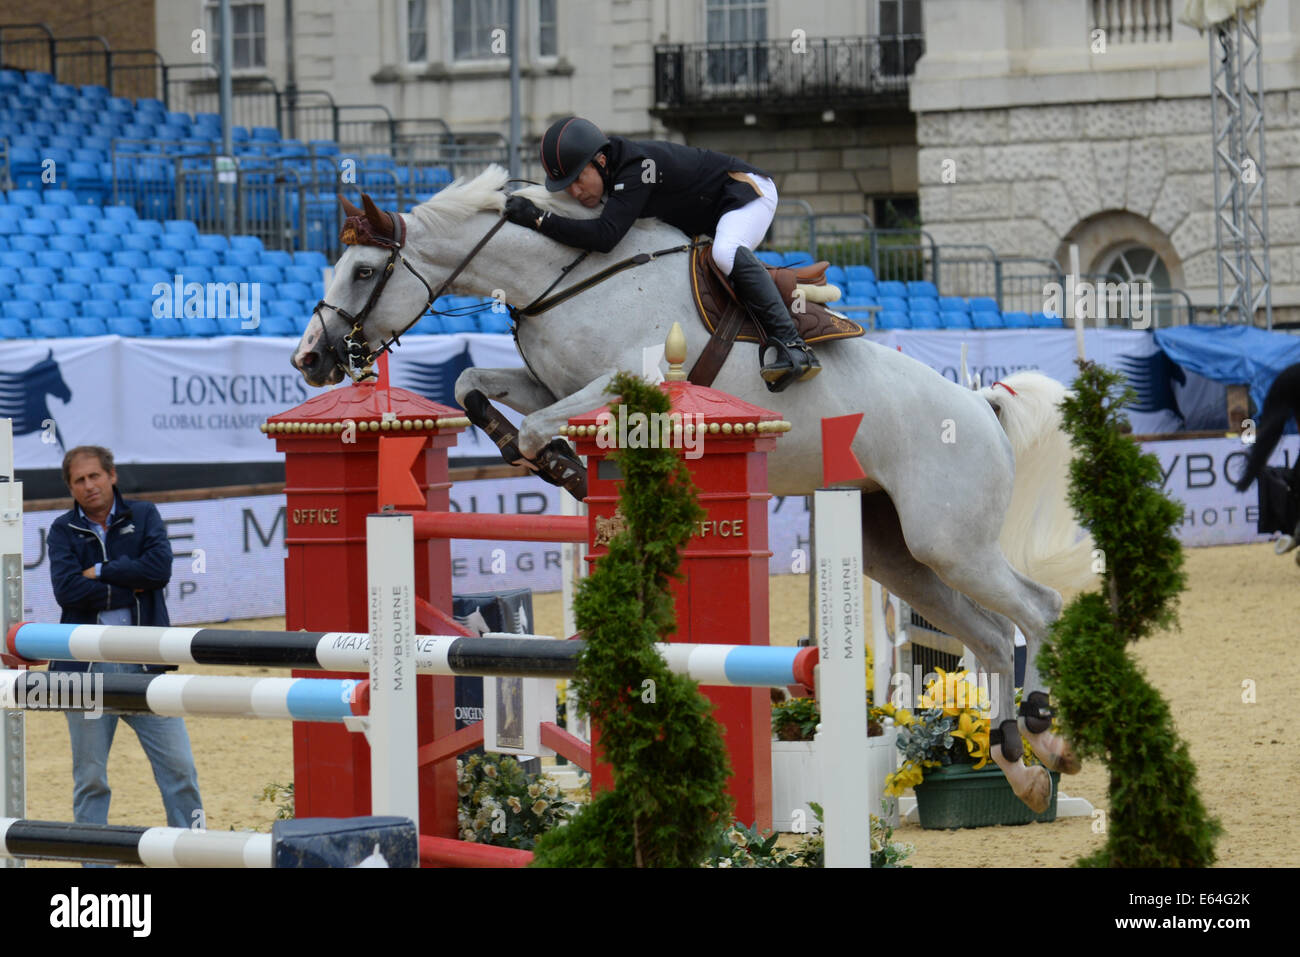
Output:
[687, 242, 864, 387]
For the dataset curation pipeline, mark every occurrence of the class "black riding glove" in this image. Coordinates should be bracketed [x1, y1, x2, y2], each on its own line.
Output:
[504, 195, 545, 230]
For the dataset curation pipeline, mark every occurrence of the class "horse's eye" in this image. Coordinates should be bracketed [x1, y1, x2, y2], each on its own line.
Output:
[357, 265, 374, 280]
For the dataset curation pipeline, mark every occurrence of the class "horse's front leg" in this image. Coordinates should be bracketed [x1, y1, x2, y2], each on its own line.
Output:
[455, 367, 598, 500]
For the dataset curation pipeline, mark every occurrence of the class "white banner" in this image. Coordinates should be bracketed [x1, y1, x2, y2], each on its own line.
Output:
[8, 329, 1213, 470]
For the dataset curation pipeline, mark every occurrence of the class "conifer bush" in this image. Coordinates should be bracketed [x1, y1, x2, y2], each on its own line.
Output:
[530, 372, 733, 867]
[1040, 360, 1221, 867]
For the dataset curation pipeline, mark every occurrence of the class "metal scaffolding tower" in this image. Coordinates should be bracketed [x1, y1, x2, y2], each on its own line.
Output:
[1209, 4, 1272, 329]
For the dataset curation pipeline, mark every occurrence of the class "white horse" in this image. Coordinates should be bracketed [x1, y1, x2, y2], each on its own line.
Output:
[291, 165, 1094, 811]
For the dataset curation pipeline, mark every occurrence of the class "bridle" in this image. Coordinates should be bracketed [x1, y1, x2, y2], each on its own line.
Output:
[315, 197, 702, 384]
[314, 210, 508, 382]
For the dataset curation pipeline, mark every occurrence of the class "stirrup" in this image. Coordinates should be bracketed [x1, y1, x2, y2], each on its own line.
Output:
[759, 341, 820, 393]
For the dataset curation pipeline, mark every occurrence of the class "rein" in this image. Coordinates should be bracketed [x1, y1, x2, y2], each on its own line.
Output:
[318, 195, 702, 383]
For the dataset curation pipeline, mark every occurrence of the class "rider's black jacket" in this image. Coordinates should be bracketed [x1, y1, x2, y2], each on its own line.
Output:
[536, 136, 768, 252]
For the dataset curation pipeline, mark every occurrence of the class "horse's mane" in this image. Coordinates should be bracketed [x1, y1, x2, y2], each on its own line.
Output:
[407, 163, 675, 245]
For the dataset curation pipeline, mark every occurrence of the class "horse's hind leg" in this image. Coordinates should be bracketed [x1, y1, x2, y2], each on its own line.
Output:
[899, 500, 1080, 778]
[859, 493, 1053, 813]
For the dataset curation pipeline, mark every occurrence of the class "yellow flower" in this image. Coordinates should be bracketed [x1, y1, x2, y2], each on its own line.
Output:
[531, 799, 548, 816]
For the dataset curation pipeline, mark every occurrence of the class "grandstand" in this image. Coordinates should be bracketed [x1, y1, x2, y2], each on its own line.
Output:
[3, 64, 1166, 341]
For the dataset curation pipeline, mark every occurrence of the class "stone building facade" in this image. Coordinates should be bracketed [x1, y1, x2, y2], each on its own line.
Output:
[911, 0, 1299, 322]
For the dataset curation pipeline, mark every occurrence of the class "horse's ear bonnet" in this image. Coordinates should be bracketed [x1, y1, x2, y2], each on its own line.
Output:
[338, 193, 405, 248]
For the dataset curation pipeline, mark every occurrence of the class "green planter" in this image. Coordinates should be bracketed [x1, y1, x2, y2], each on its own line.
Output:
[913, 763, 1060, 830]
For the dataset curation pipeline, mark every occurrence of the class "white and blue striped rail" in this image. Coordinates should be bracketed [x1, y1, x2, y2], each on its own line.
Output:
[5, 624, 818, 689]
[0, 669, 366, 721]
[0, 818, 273, 867]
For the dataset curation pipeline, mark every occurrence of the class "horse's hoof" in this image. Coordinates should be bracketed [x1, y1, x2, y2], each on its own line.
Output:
[1011, 765, 1052, 814]
[534, 438, 588, 500]
[1276, 534, 1296, 555]
[1033, 732, 1082, 775]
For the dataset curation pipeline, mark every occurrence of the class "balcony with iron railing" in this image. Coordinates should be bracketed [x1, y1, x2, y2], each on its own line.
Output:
[652, 34, 923, 119]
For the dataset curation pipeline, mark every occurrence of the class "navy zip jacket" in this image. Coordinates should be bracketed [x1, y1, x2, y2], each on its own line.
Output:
[536, 135, 768, 253]
[46, 487, 174, 674]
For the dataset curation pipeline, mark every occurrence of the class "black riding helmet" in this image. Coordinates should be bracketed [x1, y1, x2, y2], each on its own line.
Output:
[540, 116, 610, 192]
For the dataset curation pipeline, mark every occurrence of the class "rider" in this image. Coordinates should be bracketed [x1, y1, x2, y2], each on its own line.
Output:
[503, 116, 820, 391]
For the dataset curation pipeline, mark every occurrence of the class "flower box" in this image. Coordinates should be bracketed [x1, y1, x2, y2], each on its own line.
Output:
[771, 726, 898, 832]
[912, 762, 1060, 829]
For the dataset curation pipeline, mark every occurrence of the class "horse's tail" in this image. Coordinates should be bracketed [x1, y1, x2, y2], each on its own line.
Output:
[1232, 364, 1300, 492]
[978, 372, 1095, 592]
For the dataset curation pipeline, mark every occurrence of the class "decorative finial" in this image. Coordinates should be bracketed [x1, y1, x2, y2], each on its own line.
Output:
[664, 322, 688, 381]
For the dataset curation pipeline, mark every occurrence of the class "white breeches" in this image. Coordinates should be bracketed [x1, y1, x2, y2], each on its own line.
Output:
[710, 173, 778, 276]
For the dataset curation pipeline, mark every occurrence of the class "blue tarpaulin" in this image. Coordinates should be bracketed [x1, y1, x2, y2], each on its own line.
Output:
[1154, 325, 1300, 420]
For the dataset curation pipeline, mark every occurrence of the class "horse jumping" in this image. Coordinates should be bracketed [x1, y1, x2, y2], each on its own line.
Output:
[289, 166, 1096, 812]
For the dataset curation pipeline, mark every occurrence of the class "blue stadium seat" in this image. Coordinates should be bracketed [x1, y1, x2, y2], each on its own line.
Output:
[121, 234, 157, 252]
[0, 206, 23, 221]
[969, 297, 999, 313]
[0, 252, 34, 269]
[34, 252, 72, 271]
[44, 301, 78, 320]
[129, 282, 161, 300]
[2, 301, 39, 320]
[879, 296, 907, 314]
[256, 316, 297, 336]
[7, 236, 45, 253]
[63, 266, 101, 286]
[283, 265, 322, 286]
[107, 317, 147, 336]
[68, 317, 110, 337]
[21, 218, 56, 235]
[185, 249, 221, 268]
[30, 317, 72, 338]
[275, 281, 311, 301]
[247, 266, 282, 285]
[847, 280, 878, 299]
[26, 266, 58, 286]
[1001, 311, 1034, 328]
[179, 267, 211, 285]
[131, 219, 165, 236]
[907, 311, 940, 330]
[0, 265, 19, 285]
[266, 301, 301, 318]
[86, 234, 121, 254]
[938, 296, 968, 313]
[939, 311, 974, 329]
[97, 266, 135, 286]
[971, 311, 1004, 329]
[908, 298, 939, 313]
[6, 189, 41, 208]
[54, 219, 92, 236]
[877, 280, 907, 299]
[262, 250, 293, 267]
[824, 265, 847, 286]
[0, 318, 27, 338]
[164, 219, 199, 236]
[224, 249, 261, 267]
[479, 312, 512, 334]
[781, 250, 815, 267]
[755, 251, 784, 267]
[49, 236, 85, 254]
[93, 219, 130, 235]
[229, 235, 265, 253]
[1031, 311, 1065, 328]
[159, 233, 191, 252]
[113, 251, 150, 269]
[135, 268, 173, 286]
[31, 205, 65, 223]
[876, 311, 910, 330]
[293, 250, 328, 269]
[187, 317, 223, 336]
[68, 205, 103, 222]
[67, 162, 108, 204]
[152, 250, 184, 272]
[103, 205, 139, 222]
[844, 265, 876, 284]
[906, 281, 938, 299]
[43, 191, 78, 208]
[90, 282, 126, 300]
[196, 234, 229, 252]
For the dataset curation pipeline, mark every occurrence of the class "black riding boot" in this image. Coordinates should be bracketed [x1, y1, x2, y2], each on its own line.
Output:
[729, 246, 820, 392]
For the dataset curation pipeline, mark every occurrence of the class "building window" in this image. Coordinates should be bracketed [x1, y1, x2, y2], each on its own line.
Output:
[453, 0, 509, 61]
[207, 2, 267, 71]
[878, 0, 923, 76]
[705, 0, 767, 88]
[409, 0, 429, 63]
[537, 0, 557, 58]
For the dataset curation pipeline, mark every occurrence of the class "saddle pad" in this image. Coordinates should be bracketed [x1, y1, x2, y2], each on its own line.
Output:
[689, 243, 864, 345]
